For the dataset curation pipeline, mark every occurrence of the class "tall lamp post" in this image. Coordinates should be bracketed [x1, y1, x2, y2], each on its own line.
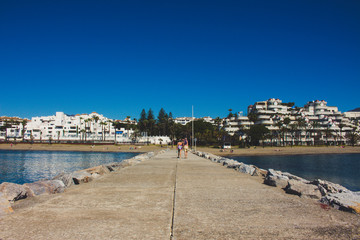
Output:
[192, 105, 194, 150]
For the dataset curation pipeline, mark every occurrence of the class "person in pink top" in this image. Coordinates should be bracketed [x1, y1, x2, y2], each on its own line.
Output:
[177, 140, 183, 158]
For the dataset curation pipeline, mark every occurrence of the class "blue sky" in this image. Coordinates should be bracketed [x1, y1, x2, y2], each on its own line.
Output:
[1, 0, 359, 120]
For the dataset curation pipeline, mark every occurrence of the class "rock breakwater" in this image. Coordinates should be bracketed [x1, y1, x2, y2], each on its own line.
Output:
[0, 149, 169, 216]
[194, 150, 360, 215]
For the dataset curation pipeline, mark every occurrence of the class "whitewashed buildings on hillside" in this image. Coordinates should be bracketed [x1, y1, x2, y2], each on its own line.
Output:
[223, 98, 360, 145]
[0, 112, 132, 143]
[174, 117, 194, 125]
[0, 112, 171, 144]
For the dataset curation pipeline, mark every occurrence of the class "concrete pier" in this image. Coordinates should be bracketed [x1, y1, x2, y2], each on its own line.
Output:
[1, 150, 359, 239]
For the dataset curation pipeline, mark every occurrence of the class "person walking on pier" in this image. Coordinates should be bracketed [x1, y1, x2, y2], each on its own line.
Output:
[177, 140, 183, 158]
[183, 138, 189, 159]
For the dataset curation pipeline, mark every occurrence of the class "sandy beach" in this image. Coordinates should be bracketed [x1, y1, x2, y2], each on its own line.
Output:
[1, 143, 360, 157]
[196, 145, 360, 157]
[0, 143, 165, 153]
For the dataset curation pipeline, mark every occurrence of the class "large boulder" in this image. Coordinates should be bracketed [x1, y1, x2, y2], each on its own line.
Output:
[223, 159, 239, 168]
[310, 179, 349, 196]
[24, 180, 66, 196]
[0, 182, 28, 202]
[281, 172, 309, 184]
[321, 191, 360, 214]
[134, 154, 149, 160]
[264, 169, 289, 188]
[105, 162, 128, 171]
[217, 158, 228, 164]
[252, 167, 267, 177]
[238, 163, 256, 175]
[85, 165, 111, 175]
[0, 192, 14, 217]
[71, 171, 93, 185]
[53, 172, 74, 187]
[285, 179, 322, 199]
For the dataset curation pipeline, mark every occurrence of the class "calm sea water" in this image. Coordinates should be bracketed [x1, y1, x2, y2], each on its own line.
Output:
[231, 153, 360, 191]
[0, 150, 139, 185]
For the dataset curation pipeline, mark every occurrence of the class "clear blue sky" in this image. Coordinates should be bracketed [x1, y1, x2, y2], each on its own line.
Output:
[1, 0, 359, 120]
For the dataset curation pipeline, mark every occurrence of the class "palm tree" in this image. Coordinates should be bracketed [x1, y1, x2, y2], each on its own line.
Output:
[310, 121, 320, 146]
[289, 123, 298, 146]
[283, 117, 291, 146]
[21, 119, 28, 142]
[80, 129, 86, 141]
[324, 124, 333, 146]
[100, 121, 107, 141]
[92, 115, 99, 141]
[346, 128, 360, 146]
[107, 120, 112, 141]
[274, 120, 284, 146]
[338, 123, 345, 145]
[84, 119, 90, 141]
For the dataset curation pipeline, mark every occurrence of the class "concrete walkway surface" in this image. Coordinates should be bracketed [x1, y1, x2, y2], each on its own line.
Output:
[1, 150, 359, 240]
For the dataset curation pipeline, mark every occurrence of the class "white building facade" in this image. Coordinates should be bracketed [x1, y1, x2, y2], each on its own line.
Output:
[223, 98, 360, 146]
[1, 112, 134, 143]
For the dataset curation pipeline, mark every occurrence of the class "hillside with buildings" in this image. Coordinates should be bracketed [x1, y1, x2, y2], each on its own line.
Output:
[1, 98, 360, 146]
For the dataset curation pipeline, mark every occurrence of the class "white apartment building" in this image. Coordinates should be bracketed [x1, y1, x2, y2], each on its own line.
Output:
[174, 117, 194, 125]
[0, 116, 27, 140]
[223, 98, 360, 145]
[223, 111, 253, 136]
[0, 112, 134, 143]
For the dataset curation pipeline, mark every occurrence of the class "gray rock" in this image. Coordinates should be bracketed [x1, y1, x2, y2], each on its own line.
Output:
[53, 172, 74, 187]
[24, 180, 66, 196]
[285, 179, 322, 199]
[0, 182, 28, 202]
[225, 160, 241, 169]
[238, 163, 256, 175]
[252, 167, 267, 177]
[134, 154, 149, 160]
[217, 158, 228, 164]
[0, 192, 14, 217]
[321, 191, 360, 214]
[71, 171, 93, 185]
[147, 152, 155, 157]
[91, 173, 101, 179]
[105, 162, 127, 171]
[264, 169, 289, 188]
[311, 179, 349, 196]
[85, 165, 111, 175]
[282, 172, 309, 183]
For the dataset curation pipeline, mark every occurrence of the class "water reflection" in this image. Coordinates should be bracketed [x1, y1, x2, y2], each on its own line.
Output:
[232, 153, 360, 191]
[0, 150, 139, 184]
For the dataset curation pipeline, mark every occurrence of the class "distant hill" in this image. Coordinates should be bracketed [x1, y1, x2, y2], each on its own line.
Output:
[348, 107, 360, 112]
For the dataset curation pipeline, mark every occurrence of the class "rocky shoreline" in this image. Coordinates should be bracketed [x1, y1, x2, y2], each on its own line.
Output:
[194, 150, 360, 215]
[0, 150, 169, 217]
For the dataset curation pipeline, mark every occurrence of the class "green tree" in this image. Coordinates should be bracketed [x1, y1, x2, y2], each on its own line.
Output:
[157, 108, 168, 136]
[248, 113, 258, 123]
[147, 108, 156, 135]
[21, 119, 28, 142]
[346, 128, 359, 146]
[228, 109, 233, 118]
[138, 109, 147, 132]
[100, 121, 107, 141]
[310, 121, 321, 145]
[247, 124, 270, 146]
[289, 122, 298, 146]
[296, 118, 306, 145]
